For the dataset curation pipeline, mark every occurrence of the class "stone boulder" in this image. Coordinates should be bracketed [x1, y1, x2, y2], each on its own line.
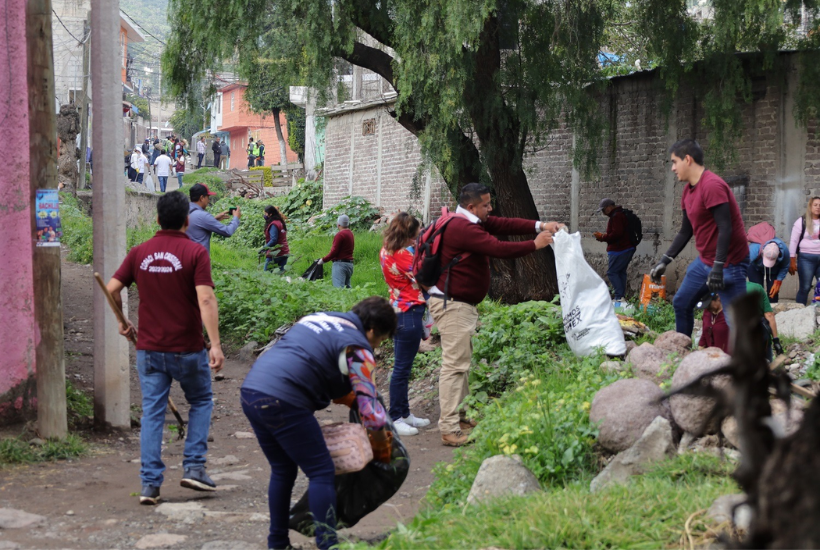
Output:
[772, 302, 806, 315]
[653, 331, 693, 356]
[590, 416, 676, 492]
[0, 508, 46, 529]
[599, 360, 625, 374]
[669, 348, 731, 436]
[590, 378, 670, 453]
[626, 343, 674, 383]
[775, 306, 817, 340]
[467, 454, 541, 505]
[722, 401, 806, 448]
[707, 494, 752, 532]
[624, 340, 637, 356]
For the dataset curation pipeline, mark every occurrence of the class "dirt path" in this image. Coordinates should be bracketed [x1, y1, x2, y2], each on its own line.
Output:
[0, 259, 451, 550]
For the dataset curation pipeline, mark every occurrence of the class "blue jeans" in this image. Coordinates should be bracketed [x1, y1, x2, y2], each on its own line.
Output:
[241, 389, 337, 550]
[672, 256, 750, 337]
[176, 173, 184, 188]
[157, 176, 168, 193]
[796, 253, 820, 304]
[331, 261, 354, 288]
[607, 248, 636, 300]
[136, 350, 213, 487]
[389, 305, 426, 421]
[197, 153, 204, 168]
[136, 172, 144, 184]
[264, 256, 288, 273]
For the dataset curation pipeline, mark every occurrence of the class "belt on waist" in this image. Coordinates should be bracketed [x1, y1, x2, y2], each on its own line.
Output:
[334, 259, 353, 264]
[428, 295, 478, 307]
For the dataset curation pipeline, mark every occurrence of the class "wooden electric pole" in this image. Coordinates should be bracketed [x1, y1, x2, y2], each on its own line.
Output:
[27, 0, 68, 439]
[78, 16, 90, 190]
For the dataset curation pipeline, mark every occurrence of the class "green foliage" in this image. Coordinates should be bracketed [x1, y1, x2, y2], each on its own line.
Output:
[210, 195, 282, 250]
[250, 166, 273, 187]
[65, 381, 93, 418]
[807, 352, 820, 381]
[179, 173, 227, 198]
[286, 108, 306, 163]
[632, 298, 678, 334]
[0, 434, 87, 466]
[469, 300, 566, 397]
[303, 196, 380, 236]
[60, 192, 94, 264]
[357, 454, 736, 550]
[168, 104, 206, 143]
[277, 178, 323, 220]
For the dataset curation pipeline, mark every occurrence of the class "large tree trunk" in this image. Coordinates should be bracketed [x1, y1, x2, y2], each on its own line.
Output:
[462, 13, 558, 302]
[272, 107, 288, 168]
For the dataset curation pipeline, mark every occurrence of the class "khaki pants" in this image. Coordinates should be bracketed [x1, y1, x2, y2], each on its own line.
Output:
[428, 297, 478, 434]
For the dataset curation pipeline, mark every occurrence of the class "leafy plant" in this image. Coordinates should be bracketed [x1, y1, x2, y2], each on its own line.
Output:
[60, 192, 94, 264]
[250, 166, 273, 187]
[304, 196, 380, 236]
[277, 178, 323, 220]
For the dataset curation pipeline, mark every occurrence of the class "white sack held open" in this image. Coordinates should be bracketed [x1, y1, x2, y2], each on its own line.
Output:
[552, 230, 626, 356]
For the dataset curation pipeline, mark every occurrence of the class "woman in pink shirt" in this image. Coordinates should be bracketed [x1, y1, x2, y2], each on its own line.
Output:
[379, 213, 430, 437]
[789, 196, 820, 304]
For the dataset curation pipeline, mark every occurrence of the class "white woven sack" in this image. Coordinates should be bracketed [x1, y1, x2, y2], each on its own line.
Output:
[552, 230, 626, 356]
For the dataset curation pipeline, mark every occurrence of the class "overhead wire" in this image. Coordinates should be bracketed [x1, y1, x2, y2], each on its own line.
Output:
[119, 8, 167, 46]
[51, 8, 84, 45]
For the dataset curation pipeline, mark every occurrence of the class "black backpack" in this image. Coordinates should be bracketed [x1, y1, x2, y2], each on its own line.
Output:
[622, 208, 643, 247]
[412, 208, 471, 298]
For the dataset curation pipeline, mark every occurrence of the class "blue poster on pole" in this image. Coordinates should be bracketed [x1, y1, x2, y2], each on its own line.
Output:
[35, 189, 62, 247]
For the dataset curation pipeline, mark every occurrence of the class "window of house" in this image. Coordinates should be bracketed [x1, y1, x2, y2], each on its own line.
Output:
[230, 92, 235, 111]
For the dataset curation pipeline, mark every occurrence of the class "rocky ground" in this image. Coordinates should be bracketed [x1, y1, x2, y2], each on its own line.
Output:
[0, 258, 452, 550]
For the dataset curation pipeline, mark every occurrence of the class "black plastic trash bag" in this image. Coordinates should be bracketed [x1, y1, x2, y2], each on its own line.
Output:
[301, 259, 324, 281]
[289, 402, 410, 535]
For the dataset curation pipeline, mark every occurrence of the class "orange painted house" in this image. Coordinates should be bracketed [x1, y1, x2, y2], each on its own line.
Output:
[213, 83, 299, 170]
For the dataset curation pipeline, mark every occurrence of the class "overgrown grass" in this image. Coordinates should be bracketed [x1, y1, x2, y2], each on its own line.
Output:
[60, 193, 94, 264]
[352, 454, 736, 550]
[0, 434, 87, 466]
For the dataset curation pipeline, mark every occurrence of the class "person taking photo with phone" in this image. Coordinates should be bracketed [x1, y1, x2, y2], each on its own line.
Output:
[186, 183, 241, 254]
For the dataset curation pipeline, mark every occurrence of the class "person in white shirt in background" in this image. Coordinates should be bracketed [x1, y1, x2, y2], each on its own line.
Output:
[130, 148, 140, 182]
[153, 149, 174, 193]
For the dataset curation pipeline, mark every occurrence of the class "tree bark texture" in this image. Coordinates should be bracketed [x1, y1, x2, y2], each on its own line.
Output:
[27, 0, 68, 438]
[272, 107, 288, 167]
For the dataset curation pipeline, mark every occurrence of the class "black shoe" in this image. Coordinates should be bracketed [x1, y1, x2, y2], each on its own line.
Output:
[140, 485, 161, 505]
[180, 467, 216, 492]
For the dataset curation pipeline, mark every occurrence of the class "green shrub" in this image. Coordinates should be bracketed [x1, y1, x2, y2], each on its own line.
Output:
[210, 196, 282, 251]
[0, 434, 86, 466]
[277, 178, 323, 220]
[303, 196, 380, 235]
[250, 166, 273, 186]
[60, 192, 94, 264]
[179, 173, 227, 198]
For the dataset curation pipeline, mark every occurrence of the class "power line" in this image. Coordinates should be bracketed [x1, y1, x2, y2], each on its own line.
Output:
[52, 8, 84, 45]
[120, 8, 167, 46]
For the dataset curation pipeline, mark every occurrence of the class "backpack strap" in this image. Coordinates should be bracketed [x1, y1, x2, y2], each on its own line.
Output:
[797, 216, 806, 255]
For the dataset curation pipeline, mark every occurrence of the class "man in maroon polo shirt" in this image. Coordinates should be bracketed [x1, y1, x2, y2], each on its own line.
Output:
[106, 191, 225, 505]
[594, 198, 636, 305]
[318, 214, 355, 288]
[428, 183, 563, 446]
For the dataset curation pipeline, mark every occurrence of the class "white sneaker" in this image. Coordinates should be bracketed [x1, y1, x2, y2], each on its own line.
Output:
[403, 413, 431, 428]
[393, 419, 419, 436]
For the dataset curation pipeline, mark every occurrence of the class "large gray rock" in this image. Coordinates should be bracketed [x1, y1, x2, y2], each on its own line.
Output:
[721, 400, 805, 449]
[590, 416, 676, 492]
[626, 342, 674, 383]
[669, 347, 731, 436]
[776, 306, 817, 340]
[0, 508, 46, 529]
[238, 341, 259, 363]
[467, 454, 541, 505]
[590, 378, 670, 453]
[772, 301, 806, 315]
[653, 331, 693, 356]
[707, 494, 752, 531]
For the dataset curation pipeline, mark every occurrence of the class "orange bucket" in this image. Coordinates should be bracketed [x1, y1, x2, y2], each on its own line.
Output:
[639, 274, 666, 310]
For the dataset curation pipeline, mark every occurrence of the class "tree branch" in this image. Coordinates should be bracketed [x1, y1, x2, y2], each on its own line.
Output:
[346, 0, 395, 48]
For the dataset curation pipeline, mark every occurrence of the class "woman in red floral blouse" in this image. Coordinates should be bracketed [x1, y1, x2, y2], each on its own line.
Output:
[379, 213, 430, 436]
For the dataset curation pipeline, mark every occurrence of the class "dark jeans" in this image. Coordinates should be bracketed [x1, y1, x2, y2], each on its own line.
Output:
[213, 152, 221, 168]
[796, 253, 820, 304]
[264, 256, 288, 272]
[157, 176, 168, 193]
[240, 389, 337, 550]
[136, 172, 144, 184]
[672, 256, 750, 337]
[197, 153, 204, 168]
[389, 305, 426, 421]
[257, 157, 265, 166]
[606, 248, 636, 300]
[747, 263, 780, 303]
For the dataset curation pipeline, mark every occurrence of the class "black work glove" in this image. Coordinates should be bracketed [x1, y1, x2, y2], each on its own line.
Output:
[650, 255, 673, 284]
[707, 261, 725, 292]
[773, 337, 784, 356]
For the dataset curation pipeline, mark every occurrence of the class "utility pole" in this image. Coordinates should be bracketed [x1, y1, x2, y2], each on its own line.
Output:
[91, 0, 130, 429]
[78, 15, 90, 190]
[27, 0, 68, 439]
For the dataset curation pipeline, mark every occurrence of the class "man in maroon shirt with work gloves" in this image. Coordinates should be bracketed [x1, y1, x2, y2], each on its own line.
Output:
[429, 183, 564, 447]
[594, 198, 636, 305]
[318, 214, 355, 288]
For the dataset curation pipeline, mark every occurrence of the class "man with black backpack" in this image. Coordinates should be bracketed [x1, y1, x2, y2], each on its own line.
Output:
[593, 198, 639, 306]
[417, 183, 561, 447]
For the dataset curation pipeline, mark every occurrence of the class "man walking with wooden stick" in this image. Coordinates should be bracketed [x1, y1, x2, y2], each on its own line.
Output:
[105, 191, 225, 505]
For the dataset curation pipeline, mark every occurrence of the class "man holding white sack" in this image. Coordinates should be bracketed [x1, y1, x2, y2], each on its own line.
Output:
[427, 183, 562, 447]
[649, 139, 749, 338]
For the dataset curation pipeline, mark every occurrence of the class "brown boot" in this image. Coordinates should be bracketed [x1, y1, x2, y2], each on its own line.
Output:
[459, 418, 477, 433]
[441, 430, 469, 447]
